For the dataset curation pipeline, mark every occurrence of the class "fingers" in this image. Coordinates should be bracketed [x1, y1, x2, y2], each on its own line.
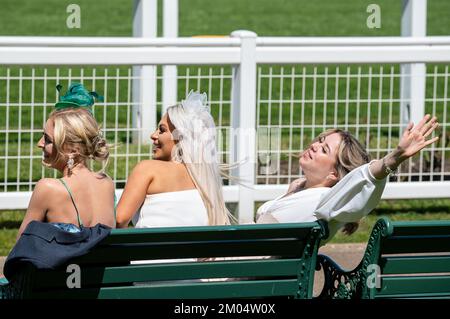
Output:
[420, 115, 438, 135]
[403, 122, 414, 137]
[424, 136, 439, 147]
[423, 121, 439, 138]
[413, 114, 431, 132]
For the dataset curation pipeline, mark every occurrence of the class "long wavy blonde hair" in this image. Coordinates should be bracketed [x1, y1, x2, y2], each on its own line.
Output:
[307, 129, 371, 235]
[166, 92, 234, 226]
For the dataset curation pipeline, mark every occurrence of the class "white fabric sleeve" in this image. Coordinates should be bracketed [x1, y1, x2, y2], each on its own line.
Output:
[313, 162, 387, 223]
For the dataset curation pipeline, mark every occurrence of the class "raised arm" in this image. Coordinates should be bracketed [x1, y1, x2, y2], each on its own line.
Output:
[115, 161, 153, 228]
[314, 114, 439, 224]
[370, 114, 439, 179]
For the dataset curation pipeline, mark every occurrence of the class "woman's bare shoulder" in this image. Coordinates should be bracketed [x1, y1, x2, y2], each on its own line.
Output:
[94, 172, 115, 188]
[34, 178, 62, 191]
[32, 178, 65, 199]
[134, 159, 181, 172]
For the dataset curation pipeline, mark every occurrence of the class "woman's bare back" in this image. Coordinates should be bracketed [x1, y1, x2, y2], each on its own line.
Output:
[44, 169, 116, 228]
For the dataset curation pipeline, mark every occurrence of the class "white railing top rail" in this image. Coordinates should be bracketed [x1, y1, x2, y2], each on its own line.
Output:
[1, 35, 450, 47]
[257, 36, 450, 46]
[0, 36, 241, 47]
[0, 35, 450, 65]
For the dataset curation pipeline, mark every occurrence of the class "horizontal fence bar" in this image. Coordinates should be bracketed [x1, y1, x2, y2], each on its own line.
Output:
[1, 36, 450, 65]
[1, 46, 449, 65]
[2, 36, 450, 47]
[0, 47, 241, 65]
[256, 46, 450, 64]
[0, 36, 241, 47]
[257, 36, 450, 46]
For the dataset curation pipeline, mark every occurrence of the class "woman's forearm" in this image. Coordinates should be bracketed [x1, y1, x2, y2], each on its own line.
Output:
[369, 147, 406, 180]
[369, 114, 439, 180]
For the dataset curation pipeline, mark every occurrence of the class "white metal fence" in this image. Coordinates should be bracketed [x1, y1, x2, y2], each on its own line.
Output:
[0, 33, 449, 222]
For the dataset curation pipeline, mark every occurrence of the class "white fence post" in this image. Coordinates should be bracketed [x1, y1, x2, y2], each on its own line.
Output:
[132, 0, 157, 144]
[230, 30, 257, 223]
[400, 0, 427, 126]
[162, 0, 178, 113]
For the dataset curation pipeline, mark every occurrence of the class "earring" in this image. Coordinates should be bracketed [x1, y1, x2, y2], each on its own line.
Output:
[67, 154, 74, 174]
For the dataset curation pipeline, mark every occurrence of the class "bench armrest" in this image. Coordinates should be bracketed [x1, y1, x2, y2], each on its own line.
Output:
[315, 254, 364, 299]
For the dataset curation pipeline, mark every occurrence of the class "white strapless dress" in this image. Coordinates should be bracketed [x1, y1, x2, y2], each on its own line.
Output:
[133, 189, 208, 228]
[131, 189, 209, 268]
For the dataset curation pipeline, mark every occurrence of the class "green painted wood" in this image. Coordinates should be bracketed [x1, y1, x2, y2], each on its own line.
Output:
[104, 223, 318, 245]
[381, 255, 450, 274]
[74, 240, 306, 264]
[374, 292, 450, 299]
[391, 224, 450, 237]
[32, 259, 302, 289]
[392, 220, 450, 236]
[380, 236, 450, 254]
[377, 275, 450, 296]
[33, 279, 300, 299]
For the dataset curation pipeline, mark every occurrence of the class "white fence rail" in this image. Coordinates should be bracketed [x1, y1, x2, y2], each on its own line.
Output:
[0, 33, 449, 222]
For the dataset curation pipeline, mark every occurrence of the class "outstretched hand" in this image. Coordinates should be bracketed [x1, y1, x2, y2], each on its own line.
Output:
[369, 114, 440, 180]
[396, 114, 439, 161]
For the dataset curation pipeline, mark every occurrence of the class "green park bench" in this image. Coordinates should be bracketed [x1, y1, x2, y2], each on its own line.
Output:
[0, 221, 328, 299]
[317, 217, 450, 299]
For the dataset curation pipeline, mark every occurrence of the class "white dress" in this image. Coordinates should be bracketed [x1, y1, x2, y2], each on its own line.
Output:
[256, 162, 387, 243]
[131, 189, 208, 267]
[133, 189, 209, 228]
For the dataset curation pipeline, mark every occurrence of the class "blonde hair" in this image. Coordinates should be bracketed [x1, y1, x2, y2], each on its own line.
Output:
[45, 108, 110, 172]
[310, 129, 370, 235]
[167, 92, 234, 226]
[312, 129, 370, 181]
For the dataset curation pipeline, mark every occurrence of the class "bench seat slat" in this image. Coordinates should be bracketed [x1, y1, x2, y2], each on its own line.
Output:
[374, 292, 450, 299]
[74, 240, 305, 264]
[377, 275, 450, 297]
[33, 279, 301, 299]
[390, 220, 450, 233]
[381, 255, 450, 274]
[105, 223, 318, 244]
[381, 236, 450, 254]
[33, 259, 302, 289]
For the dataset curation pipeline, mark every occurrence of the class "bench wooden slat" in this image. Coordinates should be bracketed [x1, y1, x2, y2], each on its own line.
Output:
[104, 223, 317, 244]
[33, 259, 301, 289]
[381, 255, 450, 274]
[74, 240, 305, 264]
[380, 236, 450, 254]
[377, 275, 450, 297]
[389, 221, 450, 237]
[33, 279, 301, 299]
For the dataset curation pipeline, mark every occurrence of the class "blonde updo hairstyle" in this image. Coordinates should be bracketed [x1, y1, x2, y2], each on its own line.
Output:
[45, 108, 110, 172]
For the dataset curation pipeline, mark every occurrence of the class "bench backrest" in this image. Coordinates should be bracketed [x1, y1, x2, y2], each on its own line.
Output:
[366, 218, 450, 299]
[9, 221, 328, 299]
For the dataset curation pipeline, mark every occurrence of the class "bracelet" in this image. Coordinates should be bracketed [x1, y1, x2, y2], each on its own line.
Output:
[382, 157, 397, 176]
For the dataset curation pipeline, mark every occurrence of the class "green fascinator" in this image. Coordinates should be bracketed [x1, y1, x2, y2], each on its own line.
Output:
[55, 83, 103, 114]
